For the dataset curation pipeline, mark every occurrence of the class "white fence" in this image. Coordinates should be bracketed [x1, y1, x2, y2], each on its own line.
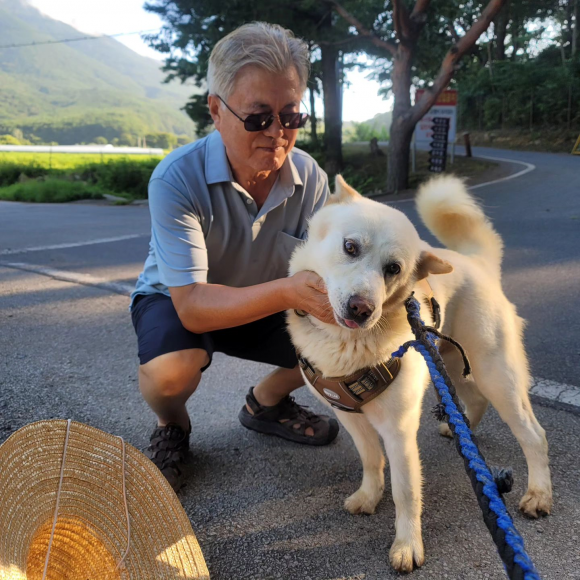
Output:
[0, 145, 164, 155]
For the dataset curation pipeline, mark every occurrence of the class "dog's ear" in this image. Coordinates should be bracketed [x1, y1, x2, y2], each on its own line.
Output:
[416, 251, 453, 279]
[326, 174, 362, 205]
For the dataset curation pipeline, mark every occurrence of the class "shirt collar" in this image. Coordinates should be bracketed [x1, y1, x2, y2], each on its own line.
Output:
[205, 131, 234, 184]
[205, 130, 303, 188]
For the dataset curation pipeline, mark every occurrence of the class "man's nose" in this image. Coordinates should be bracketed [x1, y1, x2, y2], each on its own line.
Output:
[263, 115, 284, 136]
[346, 295, 375, 322]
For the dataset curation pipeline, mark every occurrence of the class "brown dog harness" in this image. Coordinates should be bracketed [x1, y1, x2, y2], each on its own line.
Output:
[298, 355, 401, 413]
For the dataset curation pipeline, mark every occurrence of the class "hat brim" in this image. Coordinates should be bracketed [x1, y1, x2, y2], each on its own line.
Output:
[0, 420, 209, 579]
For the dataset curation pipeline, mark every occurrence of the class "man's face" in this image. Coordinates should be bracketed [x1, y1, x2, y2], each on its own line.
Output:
[209, 65, 303, 176]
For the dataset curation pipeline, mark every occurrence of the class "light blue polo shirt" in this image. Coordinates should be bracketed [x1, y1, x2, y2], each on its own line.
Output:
[131, 130, 329, 309]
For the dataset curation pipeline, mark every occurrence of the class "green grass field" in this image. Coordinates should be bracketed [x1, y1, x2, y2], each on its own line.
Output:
[0, 152, 163, 169]
[0, 152, 164, 201]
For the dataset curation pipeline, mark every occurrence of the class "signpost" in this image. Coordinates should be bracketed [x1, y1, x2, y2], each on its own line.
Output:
[428, 117, 450, 173]
[414, 89, 458, 143]
[413, 89, 458, 173]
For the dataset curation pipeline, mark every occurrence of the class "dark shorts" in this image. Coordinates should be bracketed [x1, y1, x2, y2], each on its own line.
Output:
[131, 293, 298, 370]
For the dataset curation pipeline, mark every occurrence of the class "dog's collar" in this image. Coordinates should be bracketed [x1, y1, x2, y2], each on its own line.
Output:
[298, 355, 401, 413]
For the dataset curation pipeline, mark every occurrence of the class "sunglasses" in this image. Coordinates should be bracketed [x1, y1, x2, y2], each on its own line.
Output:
[217, 95, 309, 132]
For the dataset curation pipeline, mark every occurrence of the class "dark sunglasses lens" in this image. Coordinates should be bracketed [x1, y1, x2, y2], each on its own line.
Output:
[280, 113, 309, 129]
[244, 114, 274, 132]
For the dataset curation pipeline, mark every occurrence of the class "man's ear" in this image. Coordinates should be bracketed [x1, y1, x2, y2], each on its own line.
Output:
[416, 251, 454, 280]
[326, 174, 363, 205]
[207, 94, 223, 131]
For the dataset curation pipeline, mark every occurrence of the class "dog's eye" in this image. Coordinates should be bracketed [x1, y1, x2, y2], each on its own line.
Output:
[384, 263, 401, 276]
[344, 239, 359, 257]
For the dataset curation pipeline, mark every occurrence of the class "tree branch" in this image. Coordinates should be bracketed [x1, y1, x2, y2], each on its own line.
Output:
[410, 0, 431, 23]
[392, 0, 411, 40]
[409, 0, 507, 126]
[317, 35, 370, 48]
[326, 0, 398, 56]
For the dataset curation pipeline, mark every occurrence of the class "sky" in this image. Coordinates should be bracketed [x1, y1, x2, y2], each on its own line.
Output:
[27, 0, 392, 122]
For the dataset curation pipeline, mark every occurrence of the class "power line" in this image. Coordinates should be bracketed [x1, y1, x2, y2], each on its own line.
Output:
[0, 28, 161, 50]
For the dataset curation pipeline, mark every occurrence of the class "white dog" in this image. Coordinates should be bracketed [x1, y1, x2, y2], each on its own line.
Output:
[287, 175, 552, 573]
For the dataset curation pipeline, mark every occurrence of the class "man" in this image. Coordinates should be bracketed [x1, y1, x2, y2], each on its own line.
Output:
[131, 22, 338, 491]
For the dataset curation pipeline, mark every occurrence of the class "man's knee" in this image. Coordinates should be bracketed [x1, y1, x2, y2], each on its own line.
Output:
[139, 348, 208, 398]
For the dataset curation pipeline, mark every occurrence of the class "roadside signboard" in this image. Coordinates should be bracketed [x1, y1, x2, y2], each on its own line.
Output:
[428, 117, 450, 173]
[414, 89, 458, 144]
[572, 134, 580, 155]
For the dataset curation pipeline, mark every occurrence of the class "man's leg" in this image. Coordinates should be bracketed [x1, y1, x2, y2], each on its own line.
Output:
[139, 347, 210, 432]
[252, 365, 304, 407]
[137, 346, 210, 492]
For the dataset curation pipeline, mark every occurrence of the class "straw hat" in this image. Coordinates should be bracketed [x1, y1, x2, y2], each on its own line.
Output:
[0, 419, 210, 580]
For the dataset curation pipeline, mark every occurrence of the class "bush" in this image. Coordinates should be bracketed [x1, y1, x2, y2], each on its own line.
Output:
[0, 162, 53, 187]
[79, 157, 160, 198]
[0, 179, 104, 203]
[145, 132, 178, 149]
[344, 122, 389, 144]
[0, 134, 21, 145]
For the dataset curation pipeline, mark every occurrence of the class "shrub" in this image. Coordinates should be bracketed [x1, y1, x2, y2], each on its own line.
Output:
[0, 179, 104, 203]
[79, 157, 160, 198]
[0, 134, 21, 145]
[0, 162, 53, 187]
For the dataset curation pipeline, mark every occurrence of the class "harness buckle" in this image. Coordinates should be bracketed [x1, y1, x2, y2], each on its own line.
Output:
[347, 369, 379, 397]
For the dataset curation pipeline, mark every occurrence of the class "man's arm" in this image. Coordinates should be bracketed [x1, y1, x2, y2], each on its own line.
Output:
[170, 271, 333, 334]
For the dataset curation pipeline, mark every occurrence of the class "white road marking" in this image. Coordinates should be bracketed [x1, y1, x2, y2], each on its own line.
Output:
[530, 377, 580, 408]
[385, 155, 537, 204]
[0, 261, 133, 296]
[469, 156, 536, 190]
[0, 234, 148, 256]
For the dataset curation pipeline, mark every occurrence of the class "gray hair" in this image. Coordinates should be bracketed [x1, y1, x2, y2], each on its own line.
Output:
[207, 22, 310, 102]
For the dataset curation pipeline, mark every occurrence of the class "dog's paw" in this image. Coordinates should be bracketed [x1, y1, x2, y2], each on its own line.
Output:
[438, 423, 453, 438]
[344, 487, 382, 515]
[389, 537, 425, 573]
[519, 488, 552, 518]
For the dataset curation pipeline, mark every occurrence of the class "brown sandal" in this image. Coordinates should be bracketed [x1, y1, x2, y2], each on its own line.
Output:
[238, 387, 339, 446]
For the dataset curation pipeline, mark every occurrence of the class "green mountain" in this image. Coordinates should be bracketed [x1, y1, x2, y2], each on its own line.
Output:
[0, 0, 197, 144]
[364, 111, 393, 132]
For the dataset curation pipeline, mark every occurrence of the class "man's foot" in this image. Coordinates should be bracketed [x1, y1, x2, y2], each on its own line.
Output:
[144, 422, 191, 492]
[239, 387, 339, 446]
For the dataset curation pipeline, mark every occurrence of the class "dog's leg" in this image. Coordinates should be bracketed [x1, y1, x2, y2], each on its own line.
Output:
[367, 402, 425, 572]
[334, 410, 386, 515]
[471, 355, 552, 518]
[439, 348, 489, 438]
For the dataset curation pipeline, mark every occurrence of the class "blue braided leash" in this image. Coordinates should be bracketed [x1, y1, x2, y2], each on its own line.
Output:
[391, 296, 541, 580]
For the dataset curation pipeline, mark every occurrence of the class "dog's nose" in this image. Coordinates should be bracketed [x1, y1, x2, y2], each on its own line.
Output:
[347, 295, 375, 322]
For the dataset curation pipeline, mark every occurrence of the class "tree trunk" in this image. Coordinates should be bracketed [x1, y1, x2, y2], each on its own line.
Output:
[567, 0, 574, 58]
[387, 47, 413, 193]
[308, 82, 318, 145]
[511, 15, 520, 60]
[320, 43, 343, 175]
[573, 0, 578, 56]
[494, 0, 509, 60]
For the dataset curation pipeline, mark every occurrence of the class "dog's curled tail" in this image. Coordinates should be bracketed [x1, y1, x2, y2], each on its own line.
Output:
[416, 175, 503, 269]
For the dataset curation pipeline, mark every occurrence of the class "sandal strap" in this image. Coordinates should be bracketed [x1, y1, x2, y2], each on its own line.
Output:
[246, 388, 330, 438]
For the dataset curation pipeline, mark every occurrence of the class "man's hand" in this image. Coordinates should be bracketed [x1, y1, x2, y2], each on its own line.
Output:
[286, 271, 336, 325]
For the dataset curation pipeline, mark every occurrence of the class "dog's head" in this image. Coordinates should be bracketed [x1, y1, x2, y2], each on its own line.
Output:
[290, 175, 453, 332]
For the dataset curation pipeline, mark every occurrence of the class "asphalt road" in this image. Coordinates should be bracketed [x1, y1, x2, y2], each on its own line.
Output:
[1, 146, 579, 579]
